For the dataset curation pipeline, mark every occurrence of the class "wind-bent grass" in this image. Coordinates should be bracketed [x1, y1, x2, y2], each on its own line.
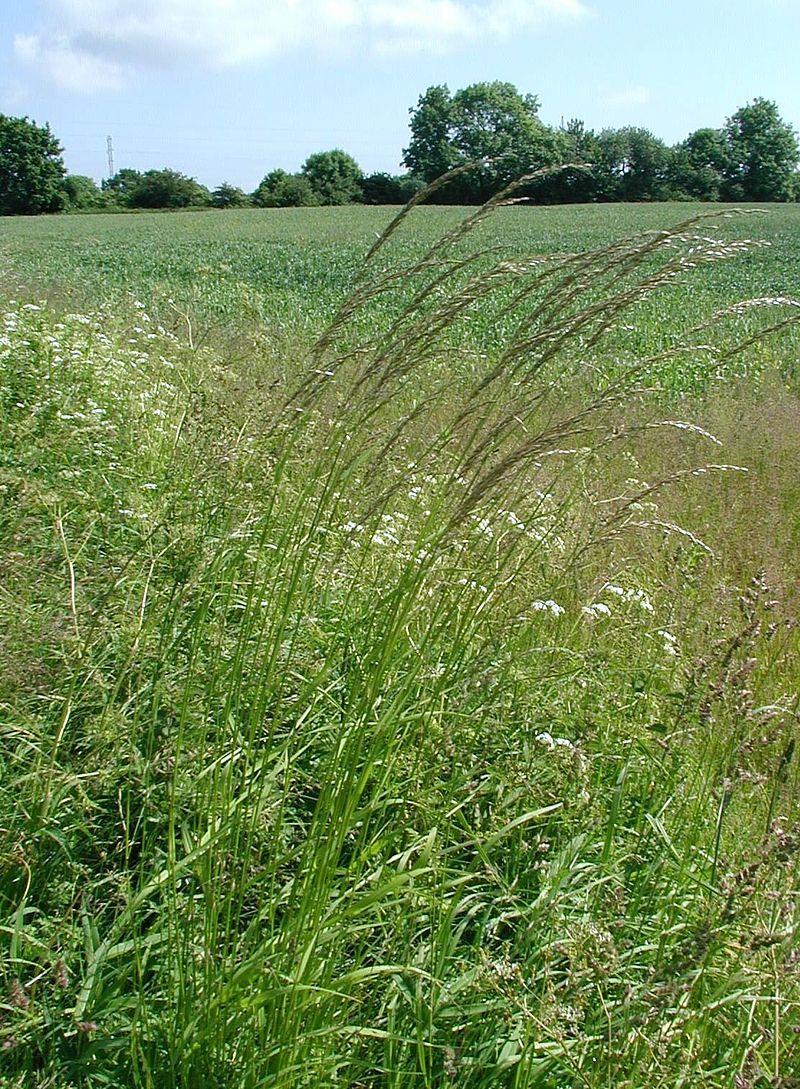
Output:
[0, 194, 798, 1087]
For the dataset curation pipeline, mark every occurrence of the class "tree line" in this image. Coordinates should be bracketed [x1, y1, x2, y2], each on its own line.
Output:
[2, 84, 799, 215]
[402, 85, 799, 203]
[61, 151, 417, 212]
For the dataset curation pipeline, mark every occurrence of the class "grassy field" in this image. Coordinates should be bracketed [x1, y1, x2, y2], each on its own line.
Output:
[3, 203, 800, 373]
[1, 201, 799, 1088]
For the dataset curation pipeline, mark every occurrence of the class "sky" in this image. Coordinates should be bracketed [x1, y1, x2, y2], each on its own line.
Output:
[1, 0, 799, 191]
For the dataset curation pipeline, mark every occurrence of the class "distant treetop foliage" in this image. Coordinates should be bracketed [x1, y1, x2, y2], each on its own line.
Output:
[2, 91, 798, 215]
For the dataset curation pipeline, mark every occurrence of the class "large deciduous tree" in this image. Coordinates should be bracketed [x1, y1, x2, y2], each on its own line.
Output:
[402, 85, 459, 184]
[723, 98, 799, 201]
[594, 127, 671, 202]
[0, 114, 65, 215]
[403, 82, 562, 203]
[668, 128, 732, 200]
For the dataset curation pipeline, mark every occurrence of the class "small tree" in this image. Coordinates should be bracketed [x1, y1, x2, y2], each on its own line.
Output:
[0, 114, 65, 215]
[540, 119, 600, 203]
[60, 174, 105, 211]
[361, 172, 424, 204]
[211, 182, 249, 208]
[128, 169, 210, 209]
[595, 127, 671, 201]
[101, 168, 143, 206]
[252, 169, 318, 208]
[301, 150, 362, 205]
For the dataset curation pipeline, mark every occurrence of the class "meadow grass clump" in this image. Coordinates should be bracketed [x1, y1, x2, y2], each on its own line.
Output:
[0, 193, 799, 1088]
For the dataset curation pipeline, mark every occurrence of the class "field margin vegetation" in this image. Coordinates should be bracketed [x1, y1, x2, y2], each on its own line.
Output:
[1, 195, 799, 1087]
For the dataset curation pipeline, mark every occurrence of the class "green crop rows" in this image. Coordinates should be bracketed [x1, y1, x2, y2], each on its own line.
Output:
[3, 203, 800, 384]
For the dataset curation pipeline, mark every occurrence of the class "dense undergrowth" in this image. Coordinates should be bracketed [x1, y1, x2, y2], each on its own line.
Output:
[1, 198, 799, 1087]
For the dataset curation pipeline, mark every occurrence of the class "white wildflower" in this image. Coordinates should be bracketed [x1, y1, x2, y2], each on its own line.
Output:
[371, 531, 398, 547]
[457, 577, 488, 593]
[531, 599, 565, 618]
[626, 588, 654, 614]
[536, 731, 574, 750]
[602, 584, 654, 613]
[583, 602, 612, 620]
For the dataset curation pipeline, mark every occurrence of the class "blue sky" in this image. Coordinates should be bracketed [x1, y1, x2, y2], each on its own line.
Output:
[1, 1, 798, 190]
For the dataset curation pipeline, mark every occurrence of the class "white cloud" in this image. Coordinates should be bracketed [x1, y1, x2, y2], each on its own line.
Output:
[14, 0, 591, 91]
[14, 33, 126, 92]
[601, 85, 651, 109]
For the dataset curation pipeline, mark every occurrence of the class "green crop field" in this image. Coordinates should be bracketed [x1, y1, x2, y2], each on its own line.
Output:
[3, 202, 800, 357]
[4, 202, 800, 401]
[1, 202, 799, 1088]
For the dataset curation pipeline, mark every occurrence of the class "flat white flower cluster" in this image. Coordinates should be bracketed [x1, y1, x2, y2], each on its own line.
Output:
[578, 582, 680, 658]
[531, 599, 565, 617]
[602, 584, 655, 614]
[582, 584, 655, 621]
[472, 506, 564, 550]
[0, 299, 190, 519]
[536, 731, 574, 750]
[582, 602, 612, 620]
[371, 511, 409, 548]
